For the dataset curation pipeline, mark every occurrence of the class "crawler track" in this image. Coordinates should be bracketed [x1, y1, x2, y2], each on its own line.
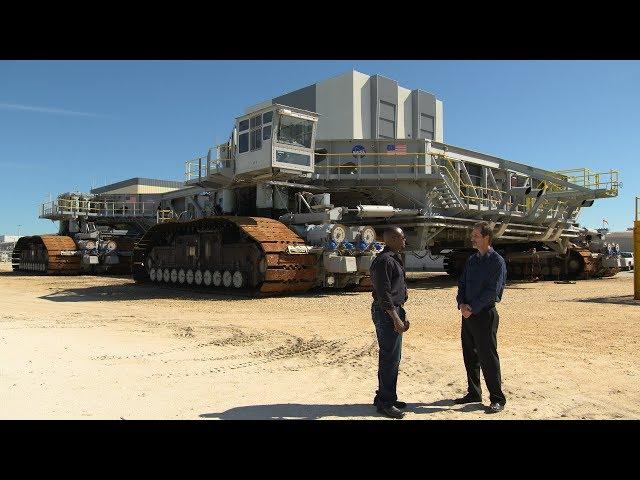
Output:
[443, 245, 618, 281]
[12, 235, 81, 275]
[132, 217, 319, 296]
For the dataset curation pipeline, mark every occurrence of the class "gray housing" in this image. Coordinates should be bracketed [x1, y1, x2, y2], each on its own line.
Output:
[246, 70, 444, 143]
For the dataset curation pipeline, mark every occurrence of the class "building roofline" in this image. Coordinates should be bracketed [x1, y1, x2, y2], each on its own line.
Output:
[90, 177, 184, 194]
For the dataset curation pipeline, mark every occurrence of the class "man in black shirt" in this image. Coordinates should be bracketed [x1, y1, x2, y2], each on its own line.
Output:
[455, 222, 507, 414]
[370, 226, 410, 419]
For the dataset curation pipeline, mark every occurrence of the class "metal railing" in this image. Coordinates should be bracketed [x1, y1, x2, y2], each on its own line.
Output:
[156, 209, 175, 223]
[555, 168, 619, 195]
[185, 142, 234, 182]
[313, 150, 620, 219]
[185, 156, 234, 181]
[185, 156, 208, 181]
[40, 198, 160, 218]
[430, 155, 531, 212]
[314, 151, 432, 181]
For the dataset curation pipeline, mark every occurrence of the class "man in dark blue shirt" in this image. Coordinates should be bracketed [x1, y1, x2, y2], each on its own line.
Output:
[455, 222, 507, 413]
[370, 226, 410, 419]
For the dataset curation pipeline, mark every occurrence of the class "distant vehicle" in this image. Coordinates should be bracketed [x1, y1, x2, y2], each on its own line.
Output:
[620, 252, 634, 271]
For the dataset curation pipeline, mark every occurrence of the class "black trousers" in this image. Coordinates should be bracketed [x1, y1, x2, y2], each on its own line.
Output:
[461, 306, 506, 405]
[372, 303, 404, 408]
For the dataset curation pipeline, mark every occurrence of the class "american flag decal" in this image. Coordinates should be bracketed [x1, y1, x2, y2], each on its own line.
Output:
[387, 143, 407, 154]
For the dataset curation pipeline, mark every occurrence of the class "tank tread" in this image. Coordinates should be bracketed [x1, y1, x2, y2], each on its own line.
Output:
[133, 216, 318, 296]
[12, 235, 82, 275]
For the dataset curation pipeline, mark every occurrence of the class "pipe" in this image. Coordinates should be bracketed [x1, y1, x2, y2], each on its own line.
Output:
[351, 205, 421, 218]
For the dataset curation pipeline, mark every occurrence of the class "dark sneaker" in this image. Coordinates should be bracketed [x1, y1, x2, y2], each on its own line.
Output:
[454, 394, 482, 405]
[485, 402, 505, 414]
[377, 405, 405, 419]
[373, 397, 407, 409]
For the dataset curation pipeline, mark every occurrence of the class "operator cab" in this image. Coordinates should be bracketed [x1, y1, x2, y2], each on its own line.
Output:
[233, 104, 318, 181]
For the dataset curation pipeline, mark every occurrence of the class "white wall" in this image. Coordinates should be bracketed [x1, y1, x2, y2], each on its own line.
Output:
[353, 71, 371, 139]
[316, 71, 354, 140]
[435, 99, 444, 142]
[398, 86, 412, 138]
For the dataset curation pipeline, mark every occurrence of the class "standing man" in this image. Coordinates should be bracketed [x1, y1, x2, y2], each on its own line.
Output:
[455, 222, 507, 414]
[370, 226, 410, 419]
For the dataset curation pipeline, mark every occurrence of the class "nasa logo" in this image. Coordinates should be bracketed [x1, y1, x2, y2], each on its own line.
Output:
[352, 145, 366, 159]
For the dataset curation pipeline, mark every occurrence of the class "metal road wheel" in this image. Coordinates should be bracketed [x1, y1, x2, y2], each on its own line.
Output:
[212, 270, 222, 287]
[203, 269, 212, 286]
[232, 270, 244, 288]
[195, 269, 203, 286]
[156, 268, 164, 282]
[178, 269, 186, 284]
[186, 269, 194, 285]
[222, 270, 232, 287]
[163, 268, 170, 282]
[170, 268, 178, 283]
[568, 257, 581, 273]
[150, 268, 157, 281]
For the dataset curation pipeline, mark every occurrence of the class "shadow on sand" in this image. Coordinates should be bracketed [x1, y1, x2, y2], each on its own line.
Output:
[577, 295, 640, 306]
[37, 282, 362, 303]
[199, 399, 486, 420]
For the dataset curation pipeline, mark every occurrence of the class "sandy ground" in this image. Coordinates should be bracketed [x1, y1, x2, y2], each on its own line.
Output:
[0, 262, 638, 420]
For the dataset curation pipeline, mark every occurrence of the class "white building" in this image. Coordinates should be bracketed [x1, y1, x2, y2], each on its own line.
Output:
[605, 230, 633, 252]
[0, 235, 20, 243]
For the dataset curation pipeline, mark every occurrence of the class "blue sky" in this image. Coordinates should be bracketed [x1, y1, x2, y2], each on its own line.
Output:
[1, 60, 638, 236]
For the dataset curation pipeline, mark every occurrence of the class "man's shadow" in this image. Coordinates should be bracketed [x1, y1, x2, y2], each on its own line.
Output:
[199, 399, 484, 420]
[411, 399, 486, 415]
